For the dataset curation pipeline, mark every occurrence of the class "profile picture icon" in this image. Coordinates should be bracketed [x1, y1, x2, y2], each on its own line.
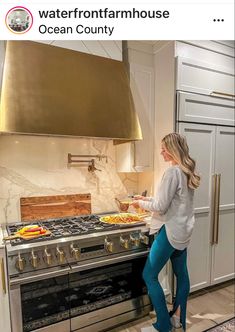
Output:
[5, 6, 33, 34]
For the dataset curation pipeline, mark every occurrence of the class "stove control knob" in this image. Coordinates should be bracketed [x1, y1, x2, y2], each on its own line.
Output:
[15, 254, 26, 272]
[30, 250, 39, 268]
[70, 244, 80, 260]
[140, 233, 149, 245]
[120, 236, 129, 249]
[130, 234, 141, 247]
[56, 247, 65, 264]
[104, 238, 114, 253]
[44, 249, 52, 266]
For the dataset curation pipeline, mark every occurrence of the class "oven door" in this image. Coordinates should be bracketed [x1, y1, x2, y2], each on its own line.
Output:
[69, 251, 151, 332]
[9, 267, 71, 332]
[9, 251, 151, 332]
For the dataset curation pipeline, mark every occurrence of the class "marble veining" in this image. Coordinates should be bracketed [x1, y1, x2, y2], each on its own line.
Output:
[0, 135, 128, 224]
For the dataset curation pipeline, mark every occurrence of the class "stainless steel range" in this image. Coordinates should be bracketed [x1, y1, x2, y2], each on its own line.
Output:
[3, 214, 152, 332]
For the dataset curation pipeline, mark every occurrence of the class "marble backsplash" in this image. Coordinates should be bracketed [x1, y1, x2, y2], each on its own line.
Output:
[0, 134, 135, 224]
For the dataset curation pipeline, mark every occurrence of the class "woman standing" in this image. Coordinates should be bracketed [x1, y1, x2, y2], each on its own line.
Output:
[131, 133, 200, 332]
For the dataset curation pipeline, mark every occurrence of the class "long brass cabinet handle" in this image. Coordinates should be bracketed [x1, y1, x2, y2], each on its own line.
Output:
[211, 174, 217, 244]
[0, 257, 6, 294]
[210, 91, 235, 99]
[214, 174, 221, 244]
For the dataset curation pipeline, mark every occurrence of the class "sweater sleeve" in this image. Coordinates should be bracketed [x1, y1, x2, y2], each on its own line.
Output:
[139, 168, 179, 215]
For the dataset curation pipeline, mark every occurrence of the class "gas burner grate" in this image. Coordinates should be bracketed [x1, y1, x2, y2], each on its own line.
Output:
[81, 214, 100, 223]
[6, 214, 120, 245]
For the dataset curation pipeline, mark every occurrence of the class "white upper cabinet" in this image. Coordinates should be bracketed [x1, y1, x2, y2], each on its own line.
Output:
[35, 40, 122, 61]
[180, 40, 235, 57]
[177, 91, 235, 126]
[176, 56, 235, 97]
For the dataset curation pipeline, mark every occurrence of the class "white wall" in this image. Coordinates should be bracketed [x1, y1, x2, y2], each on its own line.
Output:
[0, 135, 128, 224]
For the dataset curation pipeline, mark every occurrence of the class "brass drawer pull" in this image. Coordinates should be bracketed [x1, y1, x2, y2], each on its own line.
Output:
[211, 174, 217, 244]
[210, 91, 235, 99]
[214, 174, 221, 244]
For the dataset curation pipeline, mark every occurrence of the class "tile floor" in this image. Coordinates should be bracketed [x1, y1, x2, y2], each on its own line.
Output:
[109, 280, 234, 332]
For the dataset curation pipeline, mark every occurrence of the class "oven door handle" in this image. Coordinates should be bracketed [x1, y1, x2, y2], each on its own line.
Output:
[9, 266, 70, 286]
[70, 250, 149, 273]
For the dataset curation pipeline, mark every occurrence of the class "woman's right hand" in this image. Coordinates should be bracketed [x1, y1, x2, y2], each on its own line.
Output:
[134, 195, 151, 201]
[133, 195, 145, 200]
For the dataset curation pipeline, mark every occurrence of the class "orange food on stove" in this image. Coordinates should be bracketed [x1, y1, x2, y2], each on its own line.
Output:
[23, 231, 41, 236]
[17, 225, 47, 236]
[24, 227, 42, 232]
[100, 213, 141, 224]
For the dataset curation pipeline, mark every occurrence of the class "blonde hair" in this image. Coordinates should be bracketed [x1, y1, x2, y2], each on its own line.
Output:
[162, 133, 201, 189]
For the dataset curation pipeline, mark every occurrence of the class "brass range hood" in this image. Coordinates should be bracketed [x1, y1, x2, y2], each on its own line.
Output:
[0, 41, 142, 142]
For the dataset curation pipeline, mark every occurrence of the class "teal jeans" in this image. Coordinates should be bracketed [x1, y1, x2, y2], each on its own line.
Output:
[143, 225, 190, 332]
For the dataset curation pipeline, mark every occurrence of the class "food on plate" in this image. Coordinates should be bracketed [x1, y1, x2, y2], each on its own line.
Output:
[100, 213, 141, 224]
[17, 225, 47, 236]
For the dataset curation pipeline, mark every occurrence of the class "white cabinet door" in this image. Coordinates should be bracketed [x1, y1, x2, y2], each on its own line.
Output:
[215, 126, 235, 208]
[178, 122, 216, 213]
[176, 56, 235, 96]
[211, 126, 235, 284]
[179, 123, 235, 291]
[177, 92, 235, 126]
[181, 41, 235, 57]
[187, 212, 211, 291]
[0, 247, 11, 332]
[178, 123, 215, 291]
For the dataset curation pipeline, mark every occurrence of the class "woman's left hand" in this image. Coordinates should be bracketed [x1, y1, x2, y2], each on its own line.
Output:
[130, 200, 140, 209]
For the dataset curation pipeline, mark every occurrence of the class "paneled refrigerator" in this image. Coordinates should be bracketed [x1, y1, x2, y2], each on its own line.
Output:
[176, 91, 235, 292]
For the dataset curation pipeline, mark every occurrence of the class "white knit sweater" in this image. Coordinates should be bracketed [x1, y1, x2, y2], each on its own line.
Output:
[139, 165, 195, 250]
